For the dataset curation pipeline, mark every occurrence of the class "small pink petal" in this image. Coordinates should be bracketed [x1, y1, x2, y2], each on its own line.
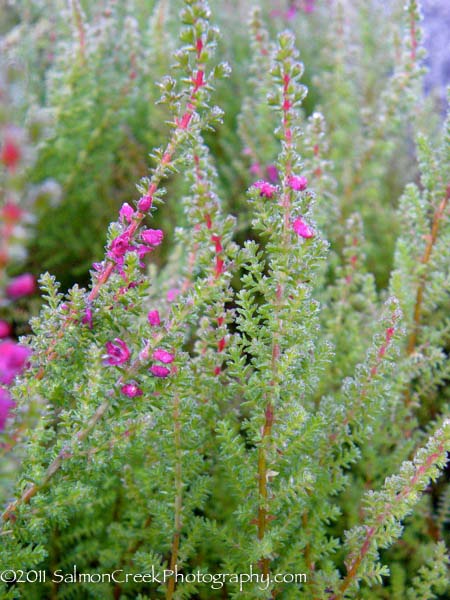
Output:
[292, 217, 314, 239]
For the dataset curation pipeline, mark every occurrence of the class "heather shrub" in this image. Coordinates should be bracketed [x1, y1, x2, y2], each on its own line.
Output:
[0, 1, 449, 599]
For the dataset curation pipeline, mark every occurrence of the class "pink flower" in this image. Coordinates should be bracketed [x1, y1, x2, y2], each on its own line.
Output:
[141, 229, 164, 247]
[285, 6, 298, 20]
[135, 244, 154, 267]
[137, 195, 153, 212]
[6, 273, 36, 299]
[0, 341, 31, 385]
[249, 162, 262, 176]
[167, 288, 180, 302]
[153, 349, 175, 364]
[147, 310, 161, 326]
[292, 217, 314, 239]
[150, 365, 171, 378]
[303, 0, 315, 13]
[288, 175, 308, 191]
[105, 338, 131, 366]
[108, 231, 131, 261]
[121, 382, 143, 398]
[82, 306, 93, 329]
[119, 203, 135, 223]
[1, 201, 23, 224]
[1, 137, 21, 172]
[266, 164, 279, 183]
[253, 180, 277, 198]
[0, 321, 11, 338]
[0, 388, 15, 431]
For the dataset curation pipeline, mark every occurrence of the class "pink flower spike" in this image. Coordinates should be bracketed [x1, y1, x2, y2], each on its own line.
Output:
[293, 217, 314, 239]
[0, 341, 31, 385]
[153, 348, 175, 364]
[288, 175, 308, 191]
[253, 180, 277, 198]
[167, 288, 180, 302]
[121, 382, 143, 398]
[119, 203, 135, 223]
[150, 365, 171, 378]
[147, 310, 161, 326]
[0, 321, 11, 338]
[105, 338, 131, 366]
[0, 388, 16, 432]
[141, 229, 164, 247]
[137, 195, 153, 212]
[6, 273, 36, 299]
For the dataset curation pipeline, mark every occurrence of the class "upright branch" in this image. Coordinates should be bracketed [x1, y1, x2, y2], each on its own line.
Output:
[87, 2, 214, 304]
[406, 184, 450, 358]
[253, 30, 308, 577]
[330, 419, 450, 600]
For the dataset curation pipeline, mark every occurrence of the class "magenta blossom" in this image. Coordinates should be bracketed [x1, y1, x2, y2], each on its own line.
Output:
[293, 217, 314, 239]
[0, 341, 31, 385]
[288, 175, 308, 191]
[285, 6, 297, 20]
[134, 244, 154, 267]
[153, 349, 175, 364]
[266, 164, 279, 183]
[0, 321, 11, 338]
[141, 229, 164, 247]
[0, 388, 15, 431]
[167, 288, 180, 302]
[82, 306, 93, 329]
[6, 273, 36, 299]
[119, 203, 135, 223]
[137, 195, 152, 212]
[249, 163, 262, 176]
[253, 180, 277, 198]
[105, 338, 131, 366]
[121, 382, 143, 398]
[147, 310, 161, 326]
[108, 231, 131, 261]
[150, 365, 171, 378]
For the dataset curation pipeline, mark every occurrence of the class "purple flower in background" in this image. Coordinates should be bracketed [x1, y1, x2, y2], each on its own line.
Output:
[0, 341, 31, 385]
[0, 388, 15, 431]
[167, 288, 180, 302]
[147, 310, 161, 326]
[6, 273, 36, 299]
[266, 164, 279, 183]
[0, 321, 11, 338]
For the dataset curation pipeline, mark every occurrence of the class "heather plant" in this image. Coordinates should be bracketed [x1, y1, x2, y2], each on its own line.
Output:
[0, 1, 449, 600]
